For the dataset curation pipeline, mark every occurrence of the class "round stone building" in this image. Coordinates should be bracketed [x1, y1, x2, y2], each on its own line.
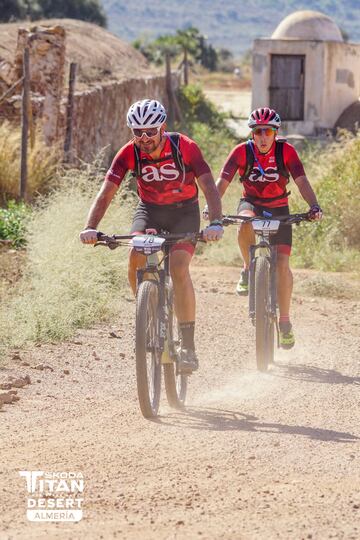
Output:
[252, 10, 360, 135]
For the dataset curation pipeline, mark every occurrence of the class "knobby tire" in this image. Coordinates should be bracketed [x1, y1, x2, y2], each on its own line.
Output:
[135, 280, 161, 418]
[255, 256, 274, 371]
[163, 282, 187, 408]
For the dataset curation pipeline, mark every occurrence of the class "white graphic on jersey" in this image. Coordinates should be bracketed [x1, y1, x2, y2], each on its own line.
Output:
[141, 162, 180, 182]
[248, 167, 280, 183]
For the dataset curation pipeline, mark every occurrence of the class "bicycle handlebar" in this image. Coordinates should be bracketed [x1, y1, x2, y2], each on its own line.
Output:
[222, 212, 311, 226]
[95, 231, 204, 249]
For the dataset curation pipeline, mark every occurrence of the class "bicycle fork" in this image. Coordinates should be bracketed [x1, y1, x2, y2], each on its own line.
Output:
[248, 243, 278, 341]
[158, 273, 174, 365]
[136, 260, 168, 360]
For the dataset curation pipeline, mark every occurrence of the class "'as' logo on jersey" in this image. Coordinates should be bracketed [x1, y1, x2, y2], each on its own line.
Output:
[248, 167, 280, 183]
[142, 163, 180, 182]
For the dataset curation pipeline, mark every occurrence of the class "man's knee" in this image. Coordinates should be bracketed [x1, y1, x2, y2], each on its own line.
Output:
[128, 248, 146, 270]
[170, 252, 191, 281]
[237, 210, 256, 237]
[277, 253, 291, 275]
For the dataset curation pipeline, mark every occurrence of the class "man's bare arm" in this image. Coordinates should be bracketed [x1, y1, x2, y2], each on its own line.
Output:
[85, 181, 119, 229]
[293, 175, 318, 207]
[215, 177, 231, 199]
[197, 172, 222, 222]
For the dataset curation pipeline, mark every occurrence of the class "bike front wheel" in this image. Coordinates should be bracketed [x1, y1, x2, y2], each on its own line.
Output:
[135, 280, 161, 418]
[163, 282, 187, 409]
[254, 256, 274, 372]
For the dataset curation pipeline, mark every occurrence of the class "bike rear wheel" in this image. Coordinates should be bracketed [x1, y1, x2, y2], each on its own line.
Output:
[163, 282, 187, 409]
[135, 280, 161, 418]
[254, 256, 273, 371]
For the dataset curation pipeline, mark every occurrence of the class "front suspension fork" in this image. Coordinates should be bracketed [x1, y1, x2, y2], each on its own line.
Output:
[136, 266, 167, 355]
[248, 244, 278, 326]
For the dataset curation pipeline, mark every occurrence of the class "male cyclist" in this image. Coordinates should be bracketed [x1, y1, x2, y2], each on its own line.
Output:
[80, 99, 223, 372]
[213, 107, 322, 349]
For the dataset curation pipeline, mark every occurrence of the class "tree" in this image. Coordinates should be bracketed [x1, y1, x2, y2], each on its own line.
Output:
[133, 35, 179, 66]
[0, 0, 107, 27]
[133, 26, 219, 71]
[0, 0, 26, 22]
[39, 0, 107, 27]
[175, 27, 201, 58]
[176, 27, 219, 71]
[197, 35, 218, 71]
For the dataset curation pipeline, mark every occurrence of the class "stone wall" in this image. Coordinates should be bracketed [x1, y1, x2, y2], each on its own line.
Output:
[0, 24, 178, 164]
[67, 75, 177, 164]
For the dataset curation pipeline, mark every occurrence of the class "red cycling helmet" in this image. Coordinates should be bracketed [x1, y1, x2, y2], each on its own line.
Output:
[248, 107, 281, 129]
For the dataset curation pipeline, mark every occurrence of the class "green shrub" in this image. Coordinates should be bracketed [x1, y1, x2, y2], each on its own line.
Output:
[0, 200, 31, 248]
[176, 84, 236, 135]
[291, 133, 360, 271]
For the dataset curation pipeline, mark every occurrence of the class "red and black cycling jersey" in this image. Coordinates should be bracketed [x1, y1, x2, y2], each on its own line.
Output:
[105, 133, 210, 205]
[220, 139, 305, 208]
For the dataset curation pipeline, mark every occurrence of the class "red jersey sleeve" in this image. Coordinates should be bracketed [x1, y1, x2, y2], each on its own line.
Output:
[179, 134, 211, 178]
[283, 143, 305, 180]
[105, 142, 134, 186]
[219, 144, 247, 182]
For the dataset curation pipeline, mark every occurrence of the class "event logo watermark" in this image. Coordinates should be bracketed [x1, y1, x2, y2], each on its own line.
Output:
[19, 471, 84, 522]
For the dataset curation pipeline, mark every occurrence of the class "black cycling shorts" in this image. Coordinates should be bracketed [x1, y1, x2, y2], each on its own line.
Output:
[237, 200, 292, 251]
[131, 198, 200, 236]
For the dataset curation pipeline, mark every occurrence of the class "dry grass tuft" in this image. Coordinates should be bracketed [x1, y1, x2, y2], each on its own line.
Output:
[0, 122, 59, 202]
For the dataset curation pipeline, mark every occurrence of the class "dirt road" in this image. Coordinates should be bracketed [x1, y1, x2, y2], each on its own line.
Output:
[1, 266, 359, 539]
[204, 89, 251, 138]
[204, 90, 251, 118]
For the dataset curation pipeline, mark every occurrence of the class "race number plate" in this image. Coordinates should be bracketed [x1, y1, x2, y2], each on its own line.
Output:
[132, 235, 165, 255]
[252, 220, 280, 233]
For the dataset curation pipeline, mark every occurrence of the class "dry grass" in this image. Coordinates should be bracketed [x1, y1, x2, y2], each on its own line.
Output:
[291, 132, 360, 272]
[294, 271, 360, 300]
[0, 156, 136, 357]
[0, 122, 59, 202]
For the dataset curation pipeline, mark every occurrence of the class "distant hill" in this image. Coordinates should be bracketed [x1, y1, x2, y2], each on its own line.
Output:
[101, 0, 360, 56]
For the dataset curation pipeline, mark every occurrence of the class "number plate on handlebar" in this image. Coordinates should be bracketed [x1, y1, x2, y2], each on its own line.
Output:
[132, 235, 166, 255]
[252, 220, 280, 233]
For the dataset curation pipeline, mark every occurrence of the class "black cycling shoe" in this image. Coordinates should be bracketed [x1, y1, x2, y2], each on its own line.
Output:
[177, 348, 199, 374]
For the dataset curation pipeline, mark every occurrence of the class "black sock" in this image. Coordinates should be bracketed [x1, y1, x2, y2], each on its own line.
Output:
[179, 321, 195, 350]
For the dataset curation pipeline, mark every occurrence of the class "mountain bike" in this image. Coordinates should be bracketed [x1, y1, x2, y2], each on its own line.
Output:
[222, 213, 311, 372]
[95, 231, 203, 418]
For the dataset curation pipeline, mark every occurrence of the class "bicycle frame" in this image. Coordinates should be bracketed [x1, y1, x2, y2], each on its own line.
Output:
[136, 246, 171, 361]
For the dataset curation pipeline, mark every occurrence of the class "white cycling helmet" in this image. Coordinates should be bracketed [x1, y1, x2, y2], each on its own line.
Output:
[126, 99, 167, 129]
